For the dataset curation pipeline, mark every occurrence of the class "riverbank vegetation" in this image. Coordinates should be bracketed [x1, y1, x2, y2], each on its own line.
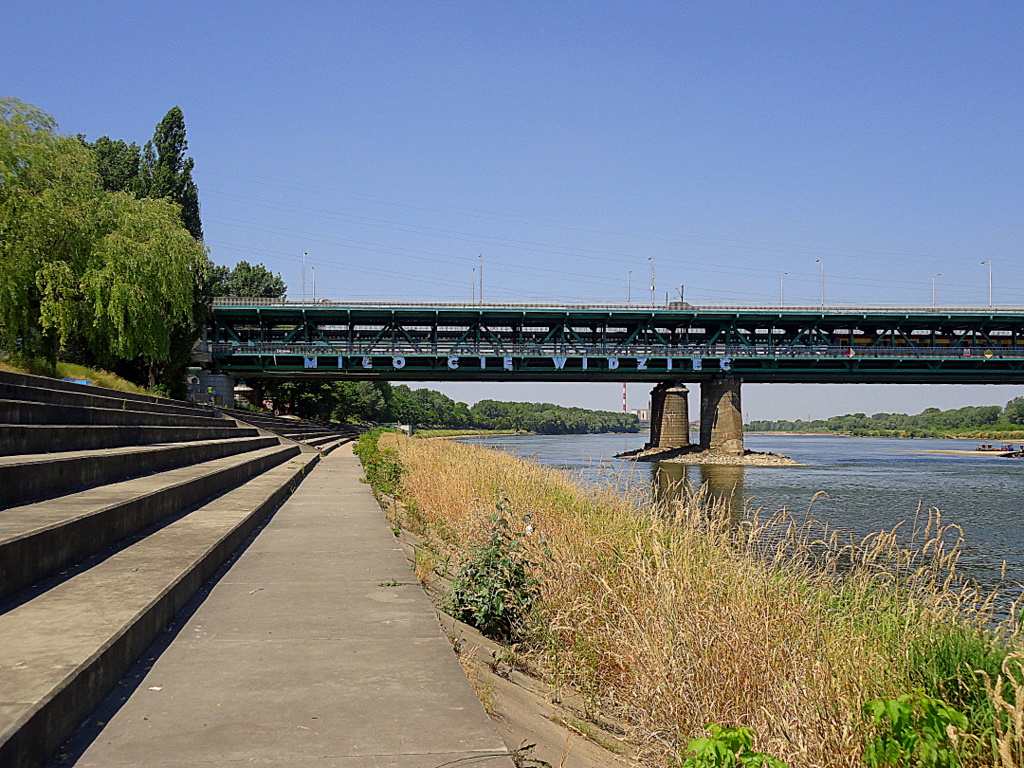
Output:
[748, 399, 1024, 439]
[411, 428, 527, 439]
[357, 430, 1024, 767]
[259, 379, 639, 433]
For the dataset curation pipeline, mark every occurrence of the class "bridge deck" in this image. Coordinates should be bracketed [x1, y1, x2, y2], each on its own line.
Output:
[207, 301, 1024, 384]
[70, 448, 512, 767]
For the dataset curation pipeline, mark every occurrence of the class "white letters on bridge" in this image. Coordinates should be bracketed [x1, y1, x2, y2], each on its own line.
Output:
[295, 355, 731, 373]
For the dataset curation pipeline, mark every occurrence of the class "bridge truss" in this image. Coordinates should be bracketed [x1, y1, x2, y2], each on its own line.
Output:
[206, 300, 1024, 384]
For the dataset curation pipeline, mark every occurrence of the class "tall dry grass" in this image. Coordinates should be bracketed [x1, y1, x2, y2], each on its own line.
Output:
[389, 435, 1023, 767]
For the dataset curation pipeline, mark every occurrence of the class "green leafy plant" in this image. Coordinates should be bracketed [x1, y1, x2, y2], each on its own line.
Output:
[353, 429, 404, 498]
[443, 497, 538, 643]
[862, 690, 969, 768]
[679, 724, 789, 768]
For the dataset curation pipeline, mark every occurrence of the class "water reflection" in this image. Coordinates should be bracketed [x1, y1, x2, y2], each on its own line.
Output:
[653, 462, 745, 519]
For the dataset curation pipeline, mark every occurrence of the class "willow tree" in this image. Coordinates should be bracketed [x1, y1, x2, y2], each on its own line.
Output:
[0, 99, 100, 364]
[0, 97, 207, 385]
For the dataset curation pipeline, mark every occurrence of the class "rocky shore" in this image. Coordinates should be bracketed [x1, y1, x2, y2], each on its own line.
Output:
[615, 445, 801, 466]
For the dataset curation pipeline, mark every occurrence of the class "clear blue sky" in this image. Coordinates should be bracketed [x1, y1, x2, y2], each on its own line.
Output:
[5, 1, 1022, 418]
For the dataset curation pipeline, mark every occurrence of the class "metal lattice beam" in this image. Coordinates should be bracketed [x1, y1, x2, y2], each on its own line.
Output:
[204, 301, 1024, 384]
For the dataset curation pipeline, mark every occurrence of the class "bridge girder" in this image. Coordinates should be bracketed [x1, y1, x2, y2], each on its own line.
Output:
[207, 302, 1024, 385]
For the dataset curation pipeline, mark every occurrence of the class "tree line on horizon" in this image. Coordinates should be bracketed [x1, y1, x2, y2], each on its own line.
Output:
[0, 97, 286, 396]
[256, 379, 640, 434]
[747, 398, 1024, 437]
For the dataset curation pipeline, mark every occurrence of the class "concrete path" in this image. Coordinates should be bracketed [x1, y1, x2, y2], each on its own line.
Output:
[72, 447, 513, 767]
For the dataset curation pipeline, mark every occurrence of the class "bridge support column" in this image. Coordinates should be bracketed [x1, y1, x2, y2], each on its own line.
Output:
[196, 370, 235, 408]
[648, 382, 691, 449]
[699, 378, 744, 455]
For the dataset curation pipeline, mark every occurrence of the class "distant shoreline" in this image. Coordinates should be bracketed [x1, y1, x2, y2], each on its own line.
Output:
[746, 430, 1024, 440]
[746, 431, 841, 437]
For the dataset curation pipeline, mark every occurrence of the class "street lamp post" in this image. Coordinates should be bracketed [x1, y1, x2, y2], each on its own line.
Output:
[981, 260, 993, 307]
[302, 252, 307, 303]
[648, 257, 655, 308]
[816, 258, 824, 307]
[311, 265, 316, 303]
[932, 273, 941, 307]
[627, 270, 632, 306]
[780, 272, 788, 307]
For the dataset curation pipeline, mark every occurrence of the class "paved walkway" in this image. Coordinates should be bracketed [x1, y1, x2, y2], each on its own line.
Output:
[73, 447, 513, 767]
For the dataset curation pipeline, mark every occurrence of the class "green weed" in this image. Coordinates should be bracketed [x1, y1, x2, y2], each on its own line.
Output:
[678, 724, 789, 768]
[908, 621, 1009, 729]
[862, 691, 969, 768]
[443, 497, 538, 643]
[353, 429, 404, 498]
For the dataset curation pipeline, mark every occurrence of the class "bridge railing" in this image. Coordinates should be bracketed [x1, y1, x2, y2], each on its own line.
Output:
[211, 297, 1024, 314]
[208, 341, 1024, 360]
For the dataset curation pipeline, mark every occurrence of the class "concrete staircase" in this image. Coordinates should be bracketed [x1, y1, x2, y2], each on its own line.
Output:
[220, 408, 366, 454]
[0, 370, 320, 768]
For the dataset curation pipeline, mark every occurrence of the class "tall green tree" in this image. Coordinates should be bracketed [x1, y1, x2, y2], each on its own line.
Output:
[1, 99, 102, 362]
[0, 98, 208, 385]
[137, 106, 202, 240]
[1004, 397, 1024, 425]
[210, 261, 287, 299]
[80, 135, 141, 193]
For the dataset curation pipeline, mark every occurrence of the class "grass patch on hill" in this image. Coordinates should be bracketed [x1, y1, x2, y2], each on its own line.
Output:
[0, 357, 150, 395]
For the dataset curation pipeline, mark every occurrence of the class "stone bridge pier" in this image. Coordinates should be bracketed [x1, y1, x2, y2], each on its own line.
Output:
[647, 381, 691, 449]
[647, 378, 744, 456]
[699, 377, 744, 455]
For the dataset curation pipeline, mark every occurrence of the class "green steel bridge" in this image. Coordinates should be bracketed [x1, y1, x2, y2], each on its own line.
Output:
[205, 298, 1024, 385]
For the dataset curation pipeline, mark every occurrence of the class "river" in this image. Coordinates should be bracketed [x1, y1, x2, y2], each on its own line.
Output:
[459, 432, 1024, 597]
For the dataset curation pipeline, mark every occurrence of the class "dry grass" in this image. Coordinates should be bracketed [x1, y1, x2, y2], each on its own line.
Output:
[387, 434, 1024, 767]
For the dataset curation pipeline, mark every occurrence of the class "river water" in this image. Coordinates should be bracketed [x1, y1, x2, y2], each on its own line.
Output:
[459, 432, 1024, 596]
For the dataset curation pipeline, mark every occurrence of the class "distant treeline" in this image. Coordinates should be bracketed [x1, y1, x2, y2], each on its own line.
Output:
[748, 397, 1024, 437]
[256, 380, 639, 434]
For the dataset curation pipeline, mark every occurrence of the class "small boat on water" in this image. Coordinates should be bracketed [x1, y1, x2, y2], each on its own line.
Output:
[975, 443, 1020, 452]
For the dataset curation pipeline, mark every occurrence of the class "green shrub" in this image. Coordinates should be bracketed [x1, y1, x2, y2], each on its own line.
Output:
[907, 621, 1009, 730]
[353, 429, 404, 498]
[862, 690, 969, 768]
[678, 724, 789, 768]
[443, 498, 538, 643]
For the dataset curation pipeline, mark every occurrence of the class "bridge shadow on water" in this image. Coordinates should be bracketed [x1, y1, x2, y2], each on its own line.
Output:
[653, 462, 745, 523]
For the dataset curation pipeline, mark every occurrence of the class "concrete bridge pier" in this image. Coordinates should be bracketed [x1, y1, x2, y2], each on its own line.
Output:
[196, 370, 235, 407]
[648, 382, 692, 449]
[699, 378, 744, 455]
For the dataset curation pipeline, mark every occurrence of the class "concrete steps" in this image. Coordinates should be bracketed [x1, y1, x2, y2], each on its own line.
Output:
[0, 443, 301, 601]
[0, 373, 320, 768]
[0, 435, 281, 508]
[0, 399, 229, 427]
[0, 371, 212, 415]
[222, 409, 365, 455]
[0, 380, 214, 419]
[0, 456, 314, 768]
[0, 424, 259, 457]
